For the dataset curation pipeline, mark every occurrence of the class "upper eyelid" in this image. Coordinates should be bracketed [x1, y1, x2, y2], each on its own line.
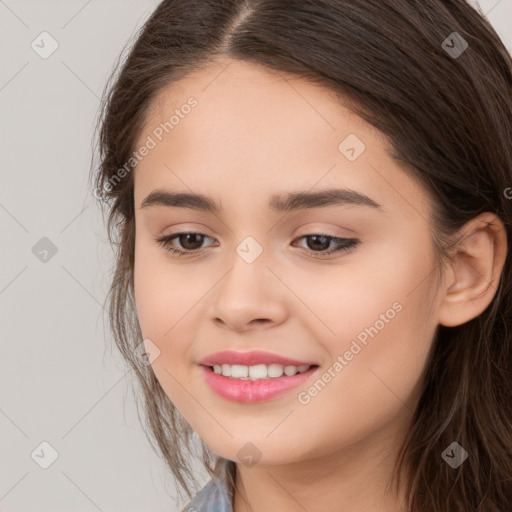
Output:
[160, 229, 351, 240]
[162, 221, 354, 238]
[162, 231, 217, 243]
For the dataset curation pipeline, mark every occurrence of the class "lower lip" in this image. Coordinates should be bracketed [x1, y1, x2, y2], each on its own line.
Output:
[200, 365, 319, 403]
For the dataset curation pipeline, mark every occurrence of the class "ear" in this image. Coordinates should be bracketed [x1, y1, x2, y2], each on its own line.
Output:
[438, 212, 508, 327]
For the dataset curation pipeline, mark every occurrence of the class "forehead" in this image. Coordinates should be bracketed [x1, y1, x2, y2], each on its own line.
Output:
[140, 58, 381, 152]
[133, 58, 430, 222]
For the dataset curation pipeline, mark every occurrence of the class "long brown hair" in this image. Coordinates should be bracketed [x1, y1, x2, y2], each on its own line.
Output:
[90, 1, 512, 510]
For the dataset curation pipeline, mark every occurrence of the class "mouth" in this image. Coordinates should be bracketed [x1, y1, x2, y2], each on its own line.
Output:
[207, 362, 315, 379]
[199, 363, 320, 403]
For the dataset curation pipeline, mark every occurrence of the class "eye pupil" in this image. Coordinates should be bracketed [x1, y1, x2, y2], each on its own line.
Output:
[307, 235, 330, 251]
[179, 233, 204, 250]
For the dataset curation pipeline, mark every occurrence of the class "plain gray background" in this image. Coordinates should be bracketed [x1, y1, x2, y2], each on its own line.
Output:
[1, 1, 511, 511]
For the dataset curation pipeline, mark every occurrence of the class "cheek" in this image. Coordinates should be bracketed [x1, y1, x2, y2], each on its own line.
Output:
[281, 300, 435, 465]
[133, 240, 197, 338]
[133, 242, 163, 337]
[295, 241, 435, 420]
[133, 251, 201, 413]
[133, 243, 211, 393]
[353, 247, 435, 378]
[290, 235, 433, 343]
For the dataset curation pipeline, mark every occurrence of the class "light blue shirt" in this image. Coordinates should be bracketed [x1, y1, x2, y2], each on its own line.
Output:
[182, 459, 235, 512]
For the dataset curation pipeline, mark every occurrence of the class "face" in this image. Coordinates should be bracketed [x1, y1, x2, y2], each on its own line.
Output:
[132, 58, 444, 466]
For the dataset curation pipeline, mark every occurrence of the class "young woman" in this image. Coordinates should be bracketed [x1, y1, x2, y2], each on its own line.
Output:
[91, 1, 512, 511]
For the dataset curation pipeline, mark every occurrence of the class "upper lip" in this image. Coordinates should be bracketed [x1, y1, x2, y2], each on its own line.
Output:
[198, 350, 317, 367]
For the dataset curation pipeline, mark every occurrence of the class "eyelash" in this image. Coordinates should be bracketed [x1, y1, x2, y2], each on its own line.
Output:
[155, 232, 359, 259]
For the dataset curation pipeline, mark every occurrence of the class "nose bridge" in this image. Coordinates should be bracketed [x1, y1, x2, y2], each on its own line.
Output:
[221, 234, 269, 300]
[235, 233, 266, 265]
[211, 235, 286, 330]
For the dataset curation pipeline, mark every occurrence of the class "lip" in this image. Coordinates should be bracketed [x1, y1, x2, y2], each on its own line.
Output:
[200, 364, 319, 403]
[198, 350, 316, 367]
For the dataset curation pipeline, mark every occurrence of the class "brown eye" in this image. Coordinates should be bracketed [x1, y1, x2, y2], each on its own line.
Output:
[155, 232, 216, 256]
[155, 232, 359, 259]
[292, 234, 359, 258]
[305, 235, 331, 251]
[175, 233, 205, 251]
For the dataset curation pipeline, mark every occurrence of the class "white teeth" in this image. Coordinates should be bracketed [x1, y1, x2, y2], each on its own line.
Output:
[212, 363, 312, 380]
[248, 364, 268, 379]
[267, 363, 284, 378]
[231, 364, 248, 378]
[284, 365, 297, 376]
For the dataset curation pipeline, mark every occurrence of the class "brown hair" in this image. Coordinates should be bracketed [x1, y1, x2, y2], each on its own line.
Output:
[90, 1, 512, 510]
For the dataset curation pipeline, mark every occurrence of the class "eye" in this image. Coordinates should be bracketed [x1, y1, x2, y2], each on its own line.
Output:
[155, 232, 217, 256]
[155, 232, 359, 258]
[291, 233, 359, 258]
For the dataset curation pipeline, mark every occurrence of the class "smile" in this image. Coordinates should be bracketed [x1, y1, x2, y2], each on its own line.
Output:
[200, 364, 319, 403]
[212, 363, 311, 379]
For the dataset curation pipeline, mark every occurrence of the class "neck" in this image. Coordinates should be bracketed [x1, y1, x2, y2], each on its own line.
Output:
[232, 412, 412, 512]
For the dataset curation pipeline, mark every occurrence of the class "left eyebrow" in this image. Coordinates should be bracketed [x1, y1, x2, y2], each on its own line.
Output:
[139, 187, 384, 214]
[269, 188, 384, 213]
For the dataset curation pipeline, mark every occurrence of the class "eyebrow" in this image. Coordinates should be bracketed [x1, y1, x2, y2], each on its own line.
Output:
[140, 187, 384, 214]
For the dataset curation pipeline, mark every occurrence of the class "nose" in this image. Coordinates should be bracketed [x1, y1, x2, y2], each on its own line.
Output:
[209, 250, 287, 333]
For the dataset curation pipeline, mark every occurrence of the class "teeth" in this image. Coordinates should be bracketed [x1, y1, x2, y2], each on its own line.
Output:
[284, 365, 298, 376]
[231, 364, 248, 378]
[249, 364, 267, 379]
[267, 364, 284, 378]
[212, 363, 311, 380]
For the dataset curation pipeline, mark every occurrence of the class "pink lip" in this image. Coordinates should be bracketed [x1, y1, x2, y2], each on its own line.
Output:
[198, 350, 316, 367]
[200, 364, 319, 403]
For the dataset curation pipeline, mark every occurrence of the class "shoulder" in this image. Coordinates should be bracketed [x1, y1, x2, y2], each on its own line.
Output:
[181, 460, 234, 512]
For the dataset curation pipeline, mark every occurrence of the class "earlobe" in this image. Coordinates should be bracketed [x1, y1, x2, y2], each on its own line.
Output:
[438, 212, 508, 328]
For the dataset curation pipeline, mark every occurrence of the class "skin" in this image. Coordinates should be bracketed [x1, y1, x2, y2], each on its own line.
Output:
[132, 58, 507, 511]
